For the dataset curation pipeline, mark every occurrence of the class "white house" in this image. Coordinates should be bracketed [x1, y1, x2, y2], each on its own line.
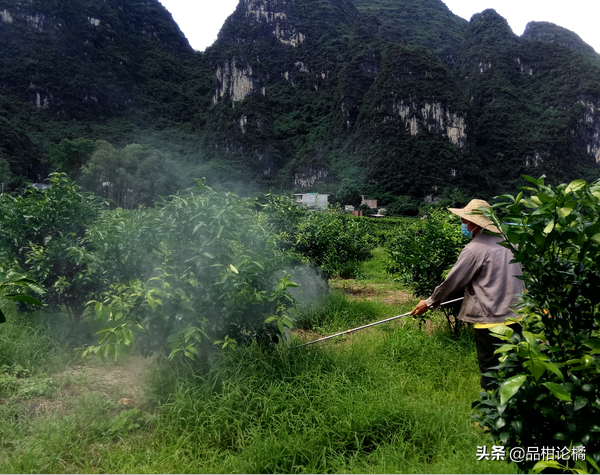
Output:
[295, 193, 329, 210]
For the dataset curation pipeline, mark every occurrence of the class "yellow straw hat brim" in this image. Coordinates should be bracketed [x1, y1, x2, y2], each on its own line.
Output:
[449, 199, 502, 234]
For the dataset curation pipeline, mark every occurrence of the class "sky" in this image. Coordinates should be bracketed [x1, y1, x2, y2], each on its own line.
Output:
[158, 0, 599, 54]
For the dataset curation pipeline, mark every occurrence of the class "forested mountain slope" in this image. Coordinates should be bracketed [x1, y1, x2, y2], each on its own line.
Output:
[351, 0, 468, 66]
[1, 0, 599, 201]
[0, 0, 204, 184]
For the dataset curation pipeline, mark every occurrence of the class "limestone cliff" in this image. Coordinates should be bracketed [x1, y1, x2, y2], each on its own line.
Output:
[213, 57, 265, 104]
[578, 101, 600, 163]
[388, 100, 467, 150]
[294, 167, 329, 188]
[242, 0, 306, 47]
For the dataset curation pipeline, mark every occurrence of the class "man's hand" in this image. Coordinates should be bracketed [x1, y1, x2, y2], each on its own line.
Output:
[410, 299, 430, 316]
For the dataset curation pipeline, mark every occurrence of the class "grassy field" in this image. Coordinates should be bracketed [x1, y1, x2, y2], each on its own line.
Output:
[0, 249, 519, 473]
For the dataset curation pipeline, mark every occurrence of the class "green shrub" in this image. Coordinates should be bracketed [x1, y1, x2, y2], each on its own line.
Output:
[385, 195, 420, 217]
[294, 212, 375, 278]
[80, 181, 298, 360]
[263, 194, 375, 278]
[384, 208, 468, 297]
[0, 173, 105, 321]
[472, 176, 600, 473]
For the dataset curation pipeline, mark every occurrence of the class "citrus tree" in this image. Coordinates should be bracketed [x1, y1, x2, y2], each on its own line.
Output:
[472, 176, 600, 473]
[384, 208, 468, 297]
[0, 173, 105, 322]
[262, 194, 375, 278]
[79, 181, 298, 361]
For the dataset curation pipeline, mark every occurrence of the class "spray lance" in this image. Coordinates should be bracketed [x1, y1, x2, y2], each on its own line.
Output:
[290, 297, 464, 350]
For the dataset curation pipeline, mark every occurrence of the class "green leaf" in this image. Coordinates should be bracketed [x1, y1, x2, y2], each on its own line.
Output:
[506, 230, 520, 244]
[587, 454, 600, 472]
[591, 233, 600, 244]
[543, 382, 572, 402]
[522, 330, 536, 346]
[229, 264, 239, 274]
[515, 192, 523, 204]
[565, 179, 586, 194]
[2, 294, 42, 305]
[558, 207, 573, 218]
[522, 175, 540, 186]
[543, 221, 555, 234]
[534, 231, 546, 246]
[532, 461, 563, 473]
[495, 344, 516, 353]
[500, 374, 527, 405]
[583, 339, 600, 350]
[527, 359, 546, 381]
[574, 397, 588, 411]
[585, 223, 600, 237]
[511, 419, 523, 435]
[523, 198, 539, 209]
[542, 362, 565, 381]
[490, 324, 514, 337]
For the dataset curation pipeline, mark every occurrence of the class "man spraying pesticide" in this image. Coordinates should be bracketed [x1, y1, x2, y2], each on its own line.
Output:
[293, 199, 524, 390]
[409, 199, 525, 390]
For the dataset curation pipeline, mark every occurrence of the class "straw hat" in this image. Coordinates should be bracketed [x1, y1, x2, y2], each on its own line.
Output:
[448, 199, 501, 234]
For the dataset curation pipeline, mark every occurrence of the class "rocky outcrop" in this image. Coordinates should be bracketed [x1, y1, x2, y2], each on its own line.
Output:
[524, 150, 548, 167]
[294, 168, 329, 188]
[213, 57, 265, 104]
[0, 7, 45, 31]
[579, 100, 600, 163]
[386, 100, 467, 149]
[515, 57, 533, 75]
[1, 9, 13, 23]
[243, 0, 305, 47]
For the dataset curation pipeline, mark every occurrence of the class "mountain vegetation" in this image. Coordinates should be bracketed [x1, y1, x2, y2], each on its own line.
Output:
[1, 0, 599, 202]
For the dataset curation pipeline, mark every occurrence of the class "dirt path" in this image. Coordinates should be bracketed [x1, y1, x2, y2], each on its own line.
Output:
[22, 355, 153, 418]
[330, 279, 413, 305]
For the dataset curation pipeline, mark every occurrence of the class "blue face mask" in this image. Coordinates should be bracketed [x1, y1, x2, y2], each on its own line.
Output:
[461, 223, 473, 238]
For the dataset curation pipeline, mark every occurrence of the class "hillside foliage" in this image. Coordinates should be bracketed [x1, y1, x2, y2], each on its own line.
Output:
[0, 0, 599, 203]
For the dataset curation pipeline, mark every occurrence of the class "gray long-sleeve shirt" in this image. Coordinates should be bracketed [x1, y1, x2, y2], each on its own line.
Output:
[425, 232, 525, 324]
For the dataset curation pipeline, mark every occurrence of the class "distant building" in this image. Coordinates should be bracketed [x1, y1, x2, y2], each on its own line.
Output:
[361, 195, 377, 208]
[344, 205, 355, 212]
[295, 193, 329, 210]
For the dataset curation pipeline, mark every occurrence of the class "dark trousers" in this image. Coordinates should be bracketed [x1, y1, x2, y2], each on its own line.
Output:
[474, 324, 522, 390]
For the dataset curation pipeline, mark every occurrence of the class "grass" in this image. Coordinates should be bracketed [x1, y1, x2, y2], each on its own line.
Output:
[0, 250, 519, 473]
[0, 302, 72, 373]
[1, 327, 516, 473]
